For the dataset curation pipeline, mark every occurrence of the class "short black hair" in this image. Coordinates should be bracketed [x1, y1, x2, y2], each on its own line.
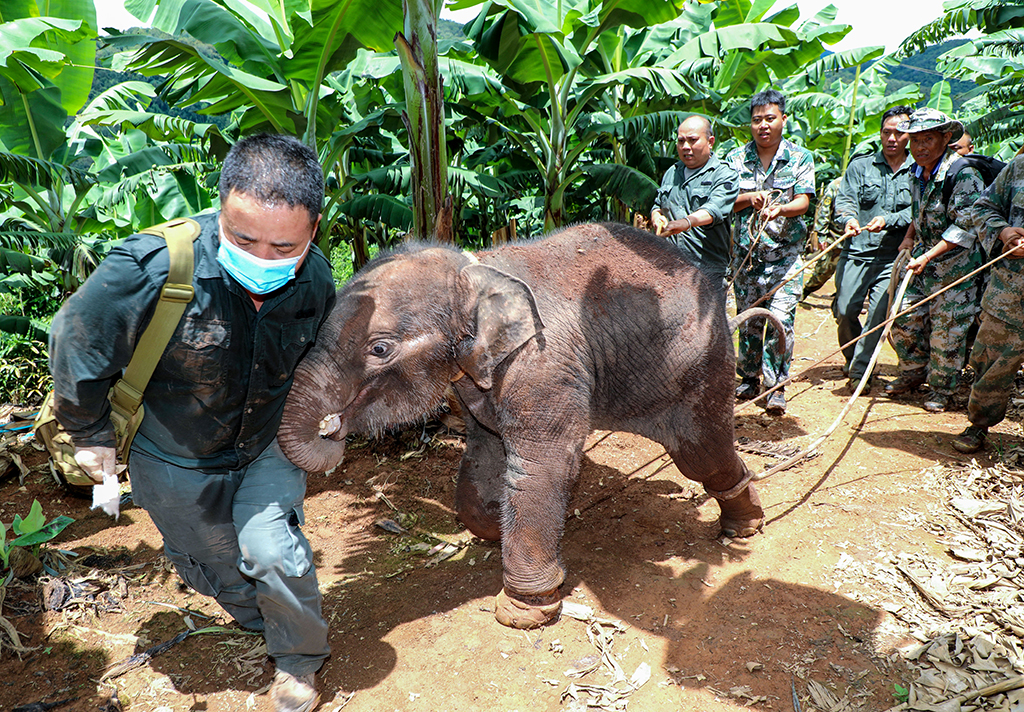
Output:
[881, 105, 913, 130]
[219, 134, 324, 224]
[750, 89, 786, 115]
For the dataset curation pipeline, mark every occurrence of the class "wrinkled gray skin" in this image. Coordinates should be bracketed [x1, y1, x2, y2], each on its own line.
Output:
[279, 223, 765, 628]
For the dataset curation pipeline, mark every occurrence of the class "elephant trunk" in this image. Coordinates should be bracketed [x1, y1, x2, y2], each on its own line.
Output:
[279, 355, 350, 474]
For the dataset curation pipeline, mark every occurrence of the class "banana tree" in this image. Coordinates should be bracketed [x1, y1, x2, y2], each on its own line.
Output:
[462, 0, 682, 230]
[897, 0, 1024, 156]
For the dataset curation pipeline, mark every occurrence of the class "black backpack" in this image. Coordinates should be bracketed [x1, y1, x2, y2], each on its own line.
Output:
[941, 154, 1007, 205]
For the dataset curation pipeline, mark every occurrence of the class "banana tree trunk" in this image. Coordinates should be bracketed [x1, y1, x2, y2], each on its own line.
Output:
[396, 0, 452, 243]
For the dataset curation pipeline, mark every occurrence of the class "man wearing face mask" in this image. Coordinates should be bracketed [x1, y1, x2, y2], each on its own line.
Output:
[49, 134, 336, 712]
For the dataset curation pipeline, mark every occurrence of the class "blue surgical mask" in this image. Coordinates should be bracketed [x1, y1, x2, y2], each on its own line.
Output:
[217, 233, 310, 294]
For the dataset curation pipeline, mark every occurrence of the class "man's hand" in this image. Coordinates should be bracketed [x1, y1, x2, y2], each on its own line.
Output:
[762, 203, 782, 221]
[843, 219, 862, 239]
[661, 218, 694, 236]
[863, 216, 886, 233]
[999, 226, 1024, 259]
[898, 236, 914, 253]
[749, 191, 769, 211]
[907, 254, 929, 275]
[74, 445, 116, 484]
[652, 211, 669, 236]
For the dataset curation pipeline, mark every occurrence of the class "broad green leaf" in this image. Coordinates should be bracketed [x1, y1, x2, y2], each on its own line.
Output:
[667, 23, 796, 64]
[12, 499, 45, 536]
[927, 80, 953, 113]
[133, 0, 280, 68]
[338, 193, 413, 230]
[32, 0, 97, 115]
[0, 78, 68, 159]
[10, 514, 75, 548]
[0, 314, 51, 341]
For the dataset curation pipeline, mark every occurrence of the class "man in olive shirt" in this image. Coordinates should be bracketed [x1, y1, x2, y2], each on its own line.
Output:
[651, 115, 740, 292]
[833, 106, 914, 393]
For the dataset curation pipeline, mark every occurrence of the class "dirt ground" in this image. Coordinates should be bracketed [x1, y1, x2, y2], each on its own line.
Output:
[2, 278, 1022, 712]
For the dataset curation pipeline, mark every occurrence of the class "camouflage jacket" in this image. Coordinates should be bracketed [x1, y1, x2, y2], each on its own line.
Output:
[909, 147, 985, 274]
[834, 151, 913, 263]
[49, 212, 337, 469]
[809, 176, 844, 250]
[974, 155, 1024, 328]
[653, 154, 740, 276]
[727, 138, 816, 262]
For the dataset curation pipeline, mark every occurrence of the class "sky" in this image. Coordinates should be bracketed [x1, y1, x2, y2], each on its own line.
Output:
[95, 0, 949, 54]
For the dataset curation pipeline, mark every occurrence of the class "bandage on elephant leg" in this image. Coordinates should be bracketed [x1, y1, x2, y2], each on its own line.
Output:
[494, 587, 563, 629]
[705, 463, 763, 538]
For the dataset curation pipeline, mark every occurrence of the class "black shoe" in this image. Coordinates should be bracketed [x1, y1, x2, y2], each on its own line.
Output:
[765, 389, 786, 415]
[735, 380, 760, 401]
[952, 425, 987, 453]
[884, 371, 927, 396]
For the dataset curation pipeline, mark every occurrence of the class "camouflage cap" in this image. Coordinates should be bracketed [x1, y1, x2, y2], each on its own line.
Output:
[896, 108, 964, 141]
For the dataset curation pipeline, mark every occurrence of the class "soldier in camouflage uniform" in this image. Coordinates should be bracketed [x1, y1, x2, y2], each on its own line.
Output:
[886, 108, 987, 413]
[801, 176, 844, 299]
[952, 155, 1024, 452]
[726, 89, 815, 415]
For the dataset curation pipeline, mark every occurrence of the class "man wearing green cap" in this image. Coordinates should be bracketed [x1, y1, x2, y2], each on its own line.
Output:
[885, 108, 987, 413]
[951, 155, 1024, 452]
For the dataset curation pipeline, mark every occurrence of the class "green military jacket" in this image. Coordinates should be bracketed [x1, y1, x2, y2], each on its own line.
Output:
[809, 176, 844, 248]
[834, 151, 913, 263]
[653, 154, 739, 277]
[909, 147, 985, 267]
[974, 155, 1024, 328]
[726, 138, 816, 262]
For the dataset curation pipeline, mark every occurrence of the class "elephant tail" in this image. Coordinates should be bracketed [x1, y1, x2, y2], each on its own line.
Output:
[728, 307, 788, 356]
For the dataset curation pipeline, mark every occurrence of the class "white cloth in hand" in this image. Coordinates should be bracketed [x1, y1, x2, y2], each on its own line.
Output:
[91, 472, 121, 520]
[74, 446, 120, 520]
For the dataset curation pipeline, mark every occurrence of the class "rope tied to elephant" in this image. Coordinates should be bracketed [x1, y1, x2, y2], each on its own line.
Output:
[741, 245, 1020, 480]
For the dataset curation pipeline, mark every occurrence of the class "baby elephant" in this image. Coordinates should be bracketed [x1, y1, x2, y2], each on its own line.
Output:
[279, 222, 766, 629]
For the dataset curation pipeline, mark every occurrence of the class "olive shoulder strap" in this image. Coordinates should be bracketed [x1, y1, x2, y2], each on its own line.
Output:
[109, 217, 201, 419]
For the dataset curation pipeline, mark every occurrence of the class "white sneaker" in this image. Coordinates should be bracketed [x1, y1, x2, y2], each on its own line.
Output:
[270, 670, 320, 712]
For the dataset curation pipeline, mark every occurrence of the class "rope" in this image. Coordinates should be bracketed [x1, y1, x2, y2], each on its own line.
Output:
[727, 190, 786, 288]
[752, 266, 915, 480]
[735, 244, 1014, 415]
[746, 231, 852, 310]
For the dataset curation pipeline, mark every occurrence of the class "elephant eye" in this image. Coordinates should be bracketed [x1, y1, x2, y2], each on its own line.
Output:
[368, 340, 393, 359]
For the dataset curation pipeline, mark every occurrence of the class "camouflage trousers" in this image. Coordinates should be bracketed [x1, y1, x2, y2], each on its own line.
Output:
[802, 247, 840, 298]
[966, 312, 1024, 428]
[733, 253, 802, 386]
[890, 263, 982, 396]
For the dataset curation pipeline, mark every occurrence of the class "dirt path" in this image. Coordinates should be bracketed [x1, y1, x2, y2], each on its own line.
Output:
[2, 283, 1022, 712]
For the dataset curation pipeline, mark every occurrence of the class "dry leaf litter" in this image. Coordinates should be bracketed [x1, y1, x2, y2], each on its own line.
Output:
[824, 448, 1024, 712]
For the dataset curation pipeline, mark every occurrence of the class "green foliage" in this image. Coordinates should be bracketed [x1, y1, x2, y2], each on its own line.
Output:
[892, 683, 909, 703]
[1, 499, 74, 571]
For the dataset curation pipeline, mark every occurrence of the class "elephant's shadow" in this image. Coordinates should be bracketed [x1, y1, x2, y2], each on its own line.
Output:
[309, 434, 894, 707]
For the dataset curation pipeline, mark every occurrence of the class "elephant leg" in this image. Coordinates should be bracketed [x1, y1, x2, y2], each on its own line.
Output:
[667, 433, 763, 539]
[703, 461, 763, 538]
[454, 414, 506, 542]
[493, 434, 583, 630]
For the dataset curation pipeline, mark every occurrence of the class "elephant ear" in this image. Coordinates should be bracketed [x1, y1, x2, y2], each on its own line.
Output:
[456, 263, 544, 390]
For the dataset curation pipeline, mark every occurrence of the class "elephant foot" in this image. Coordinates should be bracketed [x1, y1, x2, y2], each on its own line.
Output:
[455, 480, 502, 541]
[494, 588, 562, 629]
[714, 483, 764, 538]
